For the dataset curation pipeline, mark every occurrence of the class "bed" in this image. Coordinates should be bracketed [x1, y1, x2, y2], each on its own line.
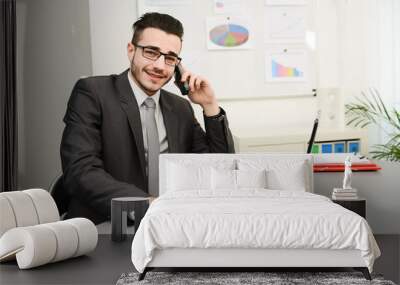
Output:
[131, 154, 380, 280]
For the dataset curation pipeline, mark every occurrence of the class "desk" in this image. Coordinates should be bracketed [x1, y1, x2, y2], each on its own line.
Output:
[0, 235, 133, 285]
[233, 129, 368, 154]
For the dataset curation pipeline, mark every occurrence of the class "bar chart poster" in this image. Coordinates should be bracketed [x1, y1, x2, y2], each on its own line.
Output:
[265, 49, 308, 82]
[206, 16, 253, 50]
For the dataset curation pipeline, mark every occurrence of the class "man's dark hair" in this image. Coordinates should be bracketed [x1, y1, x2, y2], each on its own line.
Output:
[131, 12, 184, 44]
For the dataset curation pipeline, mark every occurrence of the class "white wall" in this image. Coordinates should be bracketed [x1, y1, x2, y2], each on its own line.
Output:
[16, 0, 399, 233]
[86, 0, 363, 136]
[15, 0, 396, 169]
[337, 0, 400, 148]
[86, 0, 400, 234]
[88, 0, 399, 144]
[88, 0, 135, 76]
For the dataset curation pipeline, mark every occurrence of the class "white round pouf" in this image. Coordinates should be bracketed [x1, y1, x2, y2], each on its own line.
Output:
[0, 226, 57, 269]
[0, 189, 98, 269]
[0, 219, 98, 269]
[65, 218, 98, 257]
[24, 189, 60, 224]
[0, 196, 17, 237]
[1, 192, 39, 227]
[42, 221, 79, 262]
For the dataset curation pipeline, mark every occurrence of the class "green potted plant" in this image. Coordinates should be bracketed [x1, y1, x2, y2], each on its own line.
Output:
[345, 88, 400, 162]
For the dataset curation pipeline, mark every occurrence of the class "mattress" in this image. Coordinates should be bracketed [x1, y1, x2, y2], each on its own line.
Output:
[131, 190, 380, 273]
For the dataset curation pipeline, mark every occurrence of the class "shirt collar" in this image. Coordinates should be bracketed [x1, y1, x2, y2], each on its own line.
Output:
[127, 70, 160, 108]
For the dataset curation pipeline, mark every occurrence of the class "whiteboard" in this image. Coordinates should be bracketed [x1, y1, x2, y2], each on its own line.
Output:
[137, 0, 317, 100]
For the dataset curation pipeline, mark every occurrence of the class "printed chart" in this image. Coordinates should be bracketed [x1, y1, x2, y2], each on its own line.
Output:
[207, 16, 252, 49]
[209, 24, 249, 47]
[213, 0, 246, 14]
[264, 6, 307, 43]
[265, 49, 308, 82]
[271, 59, 303, 78]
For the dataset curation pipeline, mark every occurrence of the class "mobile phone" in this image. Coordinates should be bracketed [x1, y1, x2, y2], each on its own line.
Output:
[174, 64, 190, 95]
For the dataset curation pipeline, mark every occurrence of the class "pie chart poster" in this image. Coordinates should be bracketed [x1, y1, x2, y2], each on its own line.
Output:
[206, 16, 253, 50]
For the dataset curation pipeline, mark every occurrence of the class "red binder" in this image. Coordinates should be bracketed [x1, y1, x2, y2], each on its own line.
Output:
[313, 163, 381, 172]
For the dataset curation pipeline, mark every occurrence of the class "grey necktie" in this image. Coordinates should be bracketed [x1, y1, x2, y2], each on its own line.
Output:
[143, 98, 159, 196]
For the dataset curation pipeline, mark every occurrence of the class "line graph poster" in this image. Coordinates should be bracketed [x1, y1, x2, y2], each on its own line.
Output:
[264, 6, 307, 43]
[206, 16, 253, 50]
[265, 48, 308, 82]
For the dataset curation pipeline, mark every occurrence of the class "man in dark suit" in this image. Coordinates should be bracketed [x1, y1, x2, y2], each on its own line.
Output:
[60, 13, 235, 224]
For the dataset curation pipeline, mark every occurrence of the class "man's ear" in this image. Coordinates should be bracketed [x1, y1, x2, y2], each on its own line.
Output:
[127, 42, 135, 62]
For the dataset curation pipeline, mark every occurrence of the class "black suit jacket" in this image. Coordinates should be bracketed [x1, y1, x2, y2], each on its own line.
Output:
[60, 70, 235, 224]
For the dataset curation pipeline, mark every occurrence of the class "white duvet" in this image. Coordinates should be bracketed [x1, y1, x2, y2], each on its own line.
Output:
[131, 190, 380, 273]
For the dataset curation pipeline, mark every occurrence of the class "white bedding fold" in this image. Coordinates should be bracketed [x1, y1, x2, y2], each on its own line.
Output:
[131, 190, 380, 273]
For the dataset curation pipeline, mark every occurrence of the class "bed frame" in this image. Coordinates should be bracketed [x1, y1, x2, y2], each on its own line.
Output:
[137, 154, 372, 281]
[139, 248, 371, 280]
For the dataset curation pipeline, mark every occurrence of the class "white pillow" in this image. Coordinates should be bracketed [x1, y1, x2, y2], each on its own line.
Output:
[236, 169, 268, 189]
[267, 165, 307, 191]
[165, 157, 236, 170]
[211, 168, 237, 190]
[165, 157, 235, 193]
[237, 158, 309, 191]
[167, 162, 212, 191]
[211, 168, 268, 190]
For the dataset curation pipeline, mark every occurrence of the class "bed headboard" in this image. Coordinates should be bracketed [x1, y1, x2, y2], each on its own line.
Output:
[159, 153, 314, 195]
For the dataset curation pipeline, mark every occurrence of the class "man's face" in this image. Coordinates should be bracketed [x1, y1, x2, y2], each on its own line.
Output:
[127, 27, 182, 96]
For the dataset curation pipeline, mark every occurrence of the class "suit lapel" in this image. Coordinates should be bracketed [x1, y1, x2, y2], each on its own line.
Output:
[160, 90, 179, 153]
[115, 70, 147, 180]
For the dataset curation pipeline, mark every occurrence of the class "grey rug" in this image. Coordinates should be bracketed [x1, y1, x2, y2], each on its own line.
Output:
[116, 272, 396, 285]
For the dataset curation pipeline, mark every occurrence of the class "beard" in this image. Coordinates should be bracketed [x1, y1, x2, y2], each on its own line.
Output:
[130, 58, 174, 95]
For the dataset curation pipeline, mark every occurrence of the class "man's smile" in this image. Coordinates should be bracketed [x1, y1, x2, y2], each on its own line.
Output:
[145, 70, 166, 80]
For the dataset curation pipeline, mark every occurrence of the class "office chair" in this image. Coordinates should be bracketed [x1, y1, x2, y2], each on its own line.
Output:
[48, 173, 70, 219]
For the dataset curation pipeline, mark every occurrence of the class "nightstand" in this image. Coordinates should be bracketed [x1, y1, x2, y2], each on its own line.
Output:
[332, 198, 366, 218]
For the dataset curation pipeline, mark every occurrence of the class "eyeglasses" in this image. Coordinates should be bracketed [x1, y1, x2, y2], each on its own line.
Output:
[134, 44, 181, 66]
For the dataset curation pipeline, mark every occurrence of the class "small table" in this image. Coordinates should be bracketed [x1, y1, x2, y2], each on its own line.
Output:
[332, 198, 366, 218]
[111, 197, 150, 242]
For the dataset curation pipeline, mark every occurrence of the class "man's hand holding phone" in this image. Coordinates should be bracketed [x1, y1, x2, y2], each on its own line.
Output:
[174, 64, 220, 117]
